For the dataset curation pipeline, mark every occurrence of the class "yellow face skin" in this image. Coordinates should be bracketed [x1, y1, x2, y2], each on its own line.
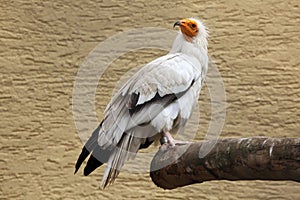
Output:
[179, 18, 199, 38]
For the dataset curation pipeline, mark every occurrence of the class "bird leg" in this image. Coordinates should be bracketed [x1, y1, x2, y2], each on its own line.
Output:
[159, 130, 176, 151]
[161, 130, 175, 147]
[159, 129, 193, 151]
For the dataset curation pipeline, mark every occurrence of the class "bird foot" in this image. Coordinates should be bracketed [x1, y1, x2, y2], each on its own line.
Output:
[159, 130, 191, 151]
[159, 142, 174, 151]
[159, 139, 191, 151]
[159, 137, 191, 151]
[159, 135, 175, 151]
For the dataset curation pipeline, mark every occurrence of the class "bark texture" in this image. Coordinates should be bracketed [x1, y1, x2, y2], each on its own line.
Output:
[150, 137, 300, 189]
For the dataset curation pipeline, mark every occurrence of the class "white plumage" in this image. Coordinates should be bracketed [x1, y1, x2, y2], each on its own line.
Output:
[75, 18, 209, 189]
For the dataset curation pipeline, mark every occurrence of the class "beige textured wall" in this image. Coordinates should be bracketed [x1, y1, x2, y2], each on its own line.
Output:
[1, 0, 299, 199]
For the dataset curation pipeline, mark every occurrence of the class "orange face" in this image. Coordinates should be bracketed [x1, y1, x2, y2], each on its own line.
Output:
[178, 18, 199, 37]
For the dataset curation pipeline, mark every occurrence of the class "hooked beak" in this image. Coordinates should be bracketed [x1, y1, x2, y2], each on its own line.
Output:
[173, 21, 181, 28]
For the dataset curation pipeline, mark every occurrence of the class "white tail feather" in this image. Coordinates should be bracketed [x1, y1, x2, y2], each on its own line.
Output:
[100, 132, 139, 188]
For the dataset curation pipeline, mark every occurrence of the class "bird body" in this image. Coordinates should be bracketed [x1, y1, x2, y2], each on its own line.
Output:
[75, 18, 209, 188]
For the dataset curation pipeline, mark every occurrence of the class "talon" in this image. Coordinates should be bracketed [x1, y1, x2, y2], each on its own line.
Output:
[173, 140, 191, 145]
[168, 139, 175, 147]
[159, 143, 169, 151]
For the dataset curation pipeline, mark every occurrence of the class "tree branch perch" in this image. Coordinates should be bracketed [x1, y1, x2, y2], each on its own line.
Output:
[150, 137, 300, 189]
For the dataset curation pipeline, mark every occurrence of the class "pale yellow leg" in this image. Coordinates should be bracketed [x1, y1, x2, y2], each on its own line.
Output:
[159, 129, 175, 150]
[160, 129, 191, 150]
[162, 131, 175, 146]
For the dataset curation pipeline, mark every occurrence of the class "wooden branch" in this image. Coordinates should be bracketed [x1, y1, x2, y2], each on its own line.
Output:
[150, 137, 300, 189]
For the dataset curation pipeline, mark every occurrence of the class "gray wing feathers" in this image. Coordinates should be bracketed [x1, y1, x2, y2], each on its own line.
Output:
[100, 53, 201, 146]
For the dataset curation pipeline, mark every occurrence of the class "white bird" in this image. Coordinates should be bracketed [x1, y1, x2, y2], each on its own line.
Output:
[75, 18, 209, 188]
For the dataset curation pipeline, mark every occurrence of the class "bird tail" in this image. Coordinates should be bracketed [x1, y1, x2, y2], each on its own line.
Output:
[100, 132, 141, 189]
[75, 121, 149, 189]
[74, 122, 112, 176]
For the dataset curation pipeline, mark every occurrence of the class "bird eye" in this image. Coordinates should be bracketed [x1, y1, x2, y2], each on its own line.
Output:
[191, 24, 196, 28]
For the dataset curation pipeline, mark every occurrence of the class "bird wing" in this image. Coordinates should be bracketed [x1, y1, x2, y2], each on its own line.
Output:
[99, 52, 202, 148]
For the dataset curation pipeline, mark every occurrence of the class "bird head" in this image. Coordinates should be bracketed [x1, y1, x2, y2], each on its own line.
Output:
[173, 18, 208, 43]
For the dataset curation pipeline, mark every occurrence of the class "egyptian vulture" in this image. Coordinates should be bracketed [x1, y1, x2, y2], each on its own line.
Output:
[75, 18, 209, 188]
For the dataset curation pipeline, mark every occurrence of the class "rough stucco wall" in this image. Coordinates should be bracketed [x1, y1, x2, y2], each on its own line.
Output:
[0, 0, 299, 199]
